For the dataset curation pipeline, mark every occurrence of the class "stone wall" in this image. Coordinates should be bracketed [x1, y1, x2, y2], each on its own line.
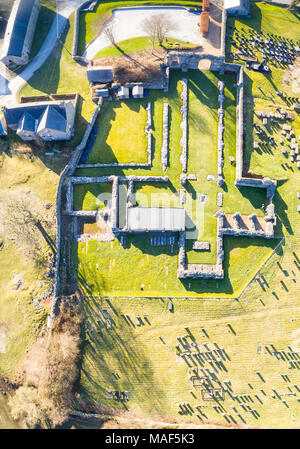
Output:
[72, 1, 96, 61]
[180, 79, 188, 173]
[220, 8, 227, 59]
[54, 102, 100, 299]
[77, 101, 152, 169]
[161, 102, 169, 171]
[217, 80, 225, 186]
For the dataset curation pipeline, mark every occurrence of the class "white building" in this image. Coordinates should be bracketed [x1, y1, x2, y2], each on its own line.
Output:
[224, 0, 250, 16]
[132, 85, 144, 99]
[117, 86, 129, 100]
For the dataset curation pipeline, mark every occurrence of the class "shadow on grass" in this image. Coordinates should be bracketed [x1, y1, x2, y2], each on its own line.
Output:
[79, 295, 168, 414]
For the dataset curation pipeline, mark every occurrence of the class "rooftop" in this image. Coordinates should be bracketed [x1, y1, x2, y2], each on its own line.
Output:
[127, 207, 186, 232]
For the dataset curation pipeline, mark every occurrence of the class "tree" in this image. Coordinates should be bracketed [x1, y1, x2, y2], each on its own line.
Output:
[103, 23, 116, 47]
[142, 14, 178, 53]
[288, 0, 300, 10]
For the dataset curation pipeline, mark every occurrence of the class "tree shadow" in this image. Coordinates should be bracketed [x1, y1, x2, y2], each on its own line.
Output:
[79, 295, 168, 414]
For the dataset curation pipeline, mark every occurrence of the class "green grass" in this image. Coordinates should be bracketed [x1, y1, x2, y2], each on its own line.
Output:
[94, 37, 196, 59]
[74, 2, 300, 429]
[78, 0, 203, 56]
[72, 69, 281, 297]
[79, 259, 300, 427]
[86, 100, 148, 164]
[74, 183, 112, 210]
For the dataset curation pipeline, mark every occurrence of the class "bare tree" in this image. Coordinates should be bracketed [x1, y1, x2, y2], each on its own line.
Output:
[103, 23, 116, 47]
[142, 14, 178, 53]
[288, 0, 300, 10]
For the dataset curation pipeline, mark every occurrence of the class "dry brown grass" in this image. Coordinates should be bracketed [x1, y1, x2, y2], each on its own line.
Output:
[93, 49, 164, 84]
[8, 297, 83, 428]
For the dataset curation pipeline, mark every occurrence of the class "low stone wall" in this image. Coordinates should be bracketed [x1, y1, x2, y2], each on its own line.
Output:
[77, 101, 152, 169]
[220, 8, 227, 59]
[217, 80, 225, 186]
[235, 64, 244, 181]
[180, 78, 188, 173]
[72, 1, 96, 61]
[54, 102, 101, 300]
[161, 102, 169, 171]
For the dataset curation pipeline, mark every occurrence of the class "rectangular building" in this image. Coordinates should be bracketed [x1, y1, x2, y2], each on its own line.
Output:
[1, 0, 40, 66]
[127, 207, 185, 232]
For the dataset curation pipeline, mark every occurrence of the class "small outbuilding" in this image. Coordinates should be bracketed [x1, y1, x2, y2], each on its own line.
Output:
[132, 85, 144, 99]
[87, 66, 113, 84]
[1, 0, 40, 66]
[117, 86, 129, 100]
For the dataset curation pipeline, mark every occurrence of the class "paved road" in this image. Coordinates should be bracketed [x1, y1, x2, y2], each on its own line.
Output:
[0, 0, 86, 106]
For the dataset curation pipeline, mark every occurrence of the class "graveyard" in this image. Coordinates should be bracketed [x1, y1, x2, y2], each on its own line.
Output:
[71, 69, 280, 298]
[73, 1, 300, 429]
[1, 0, 300, 430]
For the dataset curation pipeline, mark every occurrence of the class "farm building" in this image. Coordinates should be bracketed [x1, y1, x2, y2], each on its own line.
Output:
[126, 207, 185, 232]
[86, 66, 114, 84]
[3, 100, 77, 141]
[132, 85, 144, 98]
[200, 11, 210, 36]
[224, 0, 250, 16]
[1, 0, 40, 66]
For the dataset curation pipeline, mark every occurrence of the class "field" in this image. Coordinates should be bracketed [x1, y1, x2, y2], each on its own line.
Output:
[74, 2, 300, 429]
[86, 100, 148, 164]
[72, 68, 282, 297]
[5, 0, 300, 429]
[0, 146, 68, 376]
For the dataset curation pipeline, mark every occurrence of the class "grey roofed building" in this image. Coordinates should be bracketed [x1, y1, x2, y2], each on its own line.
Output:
[3, 99, 77, 141]
[1, 0, 40, 66]
[16, 111, 37, 140]
[127, 207, 185, 232]
[37, 105, 67, 134]
[224, 0, 250, 16]
[86, 66, 114, 84]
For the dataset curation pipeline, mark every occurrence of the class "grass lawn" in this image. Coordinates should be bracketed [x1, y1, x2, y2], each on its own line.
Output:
[73, 69, 281, 298]
[78, 0, 202, 56]
[73, 182, 112, 210]
[79, 259, 300, 427]
[86, 100, 148, 164]
[94, 37, 196, 59]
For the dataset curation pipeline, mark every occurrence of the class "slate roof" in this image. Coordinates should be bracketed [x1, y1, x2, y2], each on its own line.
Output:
[4, 104, 67, 129]
[38, 105, 67, 133]
[87, 67, 113, 83]
[7, 0, 37, 57]
[18, 111, 36, 132]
